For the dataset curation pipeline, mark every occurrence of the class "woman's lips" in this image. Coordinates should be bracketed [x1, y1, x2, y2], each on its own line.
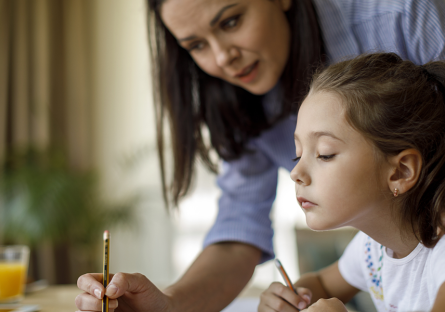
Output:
[235, 61, 259, 83]
[297, 196, 317, 209]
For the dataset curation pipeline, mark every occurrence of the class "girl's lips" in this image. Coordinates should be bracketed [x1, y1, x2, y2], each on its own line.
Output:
[297, 196, 317, 209]
[236, 61, 259, 83]
[301, 201, 316, 209]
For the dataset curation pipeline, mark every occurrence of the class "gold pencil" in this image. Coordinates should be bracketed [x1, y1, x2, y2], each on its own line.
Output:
[102, 230, 110, 312]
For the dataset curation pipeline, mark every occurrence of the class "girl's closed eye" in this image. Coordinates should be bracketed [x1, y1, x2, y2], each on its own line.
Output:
[317, 154, 336, 161]
[292, 156, 301, 162]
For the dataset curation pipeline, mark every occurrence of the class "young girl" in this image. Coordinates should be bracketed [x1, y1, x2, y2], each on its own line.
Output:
[259, 53, 445, 312]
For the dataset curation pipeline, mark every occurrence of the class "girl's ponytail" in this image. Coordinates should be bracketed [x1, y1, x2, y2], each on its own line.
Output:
[417, 62, 445, 243]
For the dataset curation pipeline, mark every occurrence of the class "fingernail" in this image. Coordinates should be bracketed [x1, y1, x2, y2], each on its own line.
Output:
[106, 284, 118, 297]
[303, 294, 311, 302]
[298, 301, 306, 310]
[94, 288, 102, 299]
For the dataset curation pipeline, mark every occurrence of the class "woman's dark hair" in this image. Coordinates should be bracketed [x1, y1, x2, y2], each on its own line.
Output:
[147, 0, 325, 207]
[309, 53, 445, 247]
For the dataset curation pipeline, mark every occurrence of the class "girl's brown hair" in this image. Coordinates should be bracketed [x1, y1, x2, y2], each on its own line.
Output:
[309, 53, 445, 247]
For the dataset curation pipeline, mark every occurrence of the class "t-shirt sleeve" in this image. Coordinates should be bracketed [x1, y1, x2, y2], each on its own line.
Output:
[203, 141, 279, 264]
[338, 231, 368, 292]
[428, 235, 445, 301]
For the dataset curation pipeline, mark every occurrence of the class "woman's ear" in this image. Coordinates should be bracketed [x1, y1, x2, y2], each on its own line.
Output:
[387, 149, 422, 196]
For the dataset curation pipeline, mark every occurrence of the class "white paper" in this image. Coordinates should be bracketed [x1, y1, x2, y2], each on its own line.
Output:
[221, 298, 260, 312]
[0, 305, 40, 312]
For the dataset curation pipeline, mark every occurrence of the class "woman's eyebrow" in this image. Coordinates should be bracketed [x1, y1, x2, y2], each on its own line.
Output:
[178, 3, 238, 42]
[210, 3, 238, 26]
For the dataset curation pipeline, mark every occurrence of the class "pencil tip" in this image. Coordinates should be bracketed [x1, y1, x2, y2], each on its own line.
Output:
[275, 258, 281, 267]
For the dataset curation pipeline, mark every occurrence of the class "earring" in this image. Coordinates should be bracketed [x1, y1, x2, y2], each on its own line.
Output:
[393, 188, 399, 197]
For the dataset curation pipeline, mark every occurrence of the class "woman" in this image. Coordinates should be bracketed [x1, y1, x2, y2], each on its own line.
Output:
[76, 0, 445, 311]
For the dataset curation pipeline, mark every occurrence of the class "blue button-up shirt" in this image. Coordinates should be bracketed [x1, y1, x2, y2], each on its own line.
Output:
[204, 0, 445, 263]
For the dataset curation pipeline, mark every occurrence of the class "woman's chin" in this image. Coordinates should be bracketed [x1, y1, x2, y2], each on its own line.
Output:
[236, 77, 279, 95]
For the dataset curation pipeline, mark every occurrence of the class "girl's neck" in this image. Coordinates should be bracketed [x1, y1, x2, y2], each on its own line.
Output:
[355, 209, 420, 259]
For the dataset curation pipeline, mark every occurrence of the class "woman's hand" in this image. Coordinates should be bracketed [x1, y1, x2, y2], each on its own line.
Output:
[258, 282, 312, 311]
[301, 298, 348, 312]
[75, 272, 174, 312]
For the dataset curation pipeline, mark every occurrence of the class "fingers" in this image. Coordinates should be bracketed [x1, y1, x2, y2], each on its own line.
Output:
[295, 287, 311, 308]
[305, 298, 348, 312]
[75, 310, 116, 312]
[77, 273, 115, 299]
[76, 272, 118, 311]
[105, 272, 151, 299]
[75, 292, 118, 311]
[259, 282, 310, 311]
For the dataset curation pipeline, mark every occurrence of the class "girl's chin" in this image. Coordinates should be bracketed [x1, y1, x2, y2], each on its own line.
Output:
[305, 217, 339, 232]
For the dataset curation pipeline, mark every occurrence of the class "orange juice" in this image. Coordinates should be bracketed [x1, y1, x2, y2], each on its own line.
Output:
[0, 262, 26, 301]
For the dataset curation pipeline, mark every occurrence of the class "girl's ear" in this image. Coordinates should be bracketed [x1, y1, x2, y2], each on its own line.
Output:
[279, 0, 292, 12]
[387, 149, 422, 196]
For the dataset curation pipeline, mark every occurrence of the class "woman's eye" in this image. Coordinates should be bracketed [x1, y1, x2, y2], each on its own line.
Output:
[317, 154, 335, 161]
[221, 15, 240, 30]
[292, 156, 301, 162]
[187, 42, 205, 52]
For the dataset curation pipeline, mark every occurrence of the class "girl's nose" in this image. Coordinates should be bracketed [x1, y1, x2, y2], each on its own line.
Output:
[213, 41, 239, 67]
[290, 160, 311, 186]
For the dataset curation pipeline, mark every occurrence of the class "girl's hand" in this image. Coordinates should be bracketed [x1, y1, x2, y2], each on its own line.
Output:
[302, 298, 348, 312]
[75, 272, 174, 312]
[258, 282, 312, 311]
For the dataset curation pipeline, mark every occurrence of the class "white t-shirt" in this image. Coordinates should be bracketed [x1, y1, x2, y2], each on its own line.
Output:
[338, 232, 445, 312]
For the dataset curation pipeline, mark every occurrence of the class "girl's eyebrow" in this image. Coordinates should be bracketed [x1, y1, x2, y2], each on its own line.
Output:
[178, 3, 238, 42]
[294, 131, 345, 143]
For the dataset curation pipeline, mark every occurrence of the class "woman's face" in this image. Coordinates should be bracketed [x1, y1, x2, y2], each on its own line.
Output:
[160, 0, 292, 95]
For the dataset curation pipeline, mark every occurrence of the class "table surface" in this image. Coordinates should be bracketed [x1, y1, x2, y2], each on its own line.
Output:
[22, 285, 81, 312]
[20, 284, 264, 312]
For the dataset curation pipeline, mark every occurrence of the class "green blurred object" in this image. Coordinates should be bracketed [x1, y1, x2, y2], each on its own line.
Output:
[0, 148, 140, 283]
[0, 148, 137, 247]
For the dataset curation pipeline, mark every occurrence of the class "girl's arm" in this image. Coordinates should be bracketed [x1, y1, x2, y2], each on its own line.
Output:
[259, 261, 360, 311]
[296, 261, 360, 304]
[431, 282, 445, 312]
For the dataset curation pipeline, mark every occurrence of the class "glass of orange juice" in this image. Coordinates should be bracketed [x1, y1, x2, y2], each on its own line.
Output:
[0, 246, 29, 303]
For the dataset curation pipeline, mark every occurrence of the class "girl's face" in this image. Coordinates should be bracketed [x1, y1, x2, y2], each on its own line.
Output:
[291, 91, 392, 231]
[160, 0, 292, 95]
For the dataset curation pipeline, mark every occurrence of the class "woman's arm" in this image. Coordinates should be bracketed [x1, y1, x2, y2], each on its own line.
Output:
[76, 242, 261, 312]
[164, 241, 262, 312]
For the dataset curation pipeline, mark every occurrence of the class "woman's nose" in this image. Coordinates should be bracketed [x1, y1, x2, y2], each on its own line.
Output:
[290, 160, 310, 186]
[213, 41, 239, 67]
